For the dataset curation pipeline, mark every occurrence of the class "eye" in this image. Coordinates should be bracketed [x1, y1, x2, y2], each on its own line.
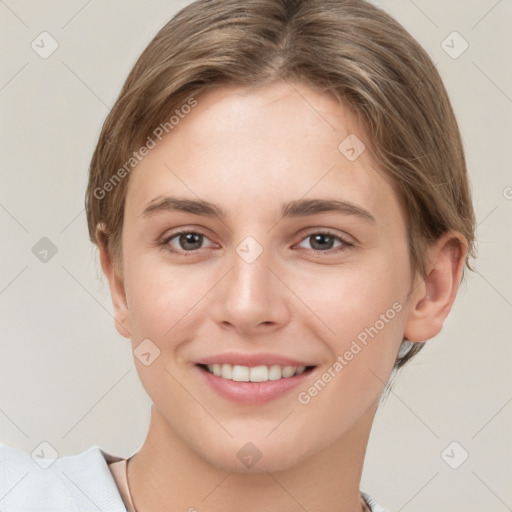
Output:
[296, 231, 353, 253]
[161, 229, 353, 256]
[163, 230, 214, 254]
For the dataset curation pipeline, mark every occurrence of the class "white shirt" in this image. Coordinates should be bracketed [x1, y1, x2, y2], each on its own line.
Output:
[0, 442, 389, 511]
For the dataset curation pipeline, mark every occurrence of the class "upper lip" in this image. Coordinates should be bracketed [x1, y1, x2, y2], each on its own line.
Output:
[196, 352, 316, 367]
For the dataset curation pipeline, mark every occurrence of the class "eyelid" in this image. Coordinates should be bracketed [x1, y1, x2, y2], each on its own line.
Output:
[293, 229, 355, 253]
[161, 226, 355, 256]
[297, 227, 355, 245]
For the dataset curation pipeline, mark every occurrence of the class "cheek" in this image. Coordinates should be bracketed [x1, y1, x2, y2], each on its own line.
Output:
[124, 253, 212, 340]
[295, 257, 408, 395]
[294, 271, 406, 429]
[298, 257, 407, 339]
[123, 260, 211, 391]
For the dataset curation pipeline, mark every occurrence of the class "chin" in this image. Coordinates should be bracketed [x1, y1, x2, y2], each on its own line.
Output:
[211, 453, 304, 475]
[198, 437, 312, 475]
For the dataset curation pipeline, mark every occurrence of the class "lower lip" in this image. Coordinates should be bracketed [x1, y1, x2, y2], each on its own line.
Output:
[196, 365, 315, 405]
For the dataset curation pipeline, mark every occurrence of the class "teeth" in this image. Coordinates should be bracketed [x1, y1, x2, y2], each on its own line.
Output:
[281, 366, 296, 378]
[249, 365, 268, 382]
[268, 365, 282, 380]
[205, 364, 307, 382]
[232, 365, 249, 382]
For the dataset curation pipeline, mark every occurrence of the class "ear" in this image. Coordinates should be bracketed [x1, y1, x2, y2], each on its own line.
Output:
[96, 224, 131, 338]
[404, 231, 468, 342]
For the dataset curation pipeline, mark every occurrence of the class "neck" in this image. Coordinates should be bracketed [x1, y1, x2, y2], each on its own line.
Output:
[128, 402, 377, 512]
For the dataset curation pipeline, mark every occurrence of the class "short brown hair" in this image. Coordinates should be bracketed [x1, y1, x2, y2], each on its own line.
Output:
[85, 0, 476, 370]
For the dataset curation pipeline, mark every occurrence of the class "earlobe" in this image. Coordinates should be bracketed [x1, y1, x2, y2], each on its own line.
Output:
[95, 225, 131, 339]
[403, 231, 468, 343]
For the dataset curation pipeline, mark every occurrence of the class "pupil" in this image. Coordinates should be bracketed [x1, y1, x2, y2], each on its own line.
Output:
[311, 234, 333, 250]
[180, 233, 202, 250]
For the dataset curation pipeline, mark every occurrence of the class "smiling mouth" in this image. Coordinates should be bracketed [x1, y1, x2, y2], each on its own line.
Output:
[197, 363, 316, 382]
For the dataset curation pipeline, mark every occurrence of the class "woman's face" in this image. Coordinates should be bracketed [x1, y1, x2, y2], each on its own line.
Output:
[114, 81, 418, 472]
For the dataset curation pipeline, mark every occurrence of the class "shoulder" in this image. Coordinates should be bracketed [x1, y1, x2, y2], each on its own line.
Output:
[361, 491, 390, 512]
[0, 441, 127, 512]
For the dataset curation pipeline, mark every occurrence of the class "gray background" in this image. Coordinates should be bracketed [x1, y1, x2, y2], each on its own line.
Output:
[0, 1, 511, 510]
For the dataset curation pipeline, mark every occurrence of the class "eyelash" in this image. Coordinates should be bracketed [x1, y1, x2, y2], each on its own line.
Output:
[160, 229, 354, 256]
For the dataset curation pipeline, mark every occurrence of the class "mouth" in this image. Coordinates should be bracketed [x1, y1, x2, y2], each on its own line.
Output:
[194, 353, 318, 404]
[197, 363, 316, 382]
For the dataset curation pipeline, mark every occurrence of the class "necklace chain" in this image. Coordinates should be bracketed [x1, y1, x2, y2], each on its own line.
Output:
[125, 456, 139, 512]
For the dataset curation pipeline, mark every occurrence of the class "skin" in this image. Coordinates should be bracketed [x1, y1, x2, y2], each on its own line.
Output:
[97, 81, 467, 512]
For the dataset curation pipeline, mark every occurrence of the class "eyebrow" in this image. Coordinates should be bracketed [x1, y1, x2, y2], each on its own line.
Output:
[140, 196, 375, 223]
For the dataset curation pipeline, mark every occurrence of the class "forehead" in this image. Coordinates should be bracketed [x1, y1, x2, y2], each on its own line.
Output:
[125, 82, 401, 224]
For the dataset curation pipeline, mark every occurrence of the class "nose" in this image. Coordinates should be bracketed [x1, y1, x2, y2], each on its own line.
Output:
[211, 243, 291, 335]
